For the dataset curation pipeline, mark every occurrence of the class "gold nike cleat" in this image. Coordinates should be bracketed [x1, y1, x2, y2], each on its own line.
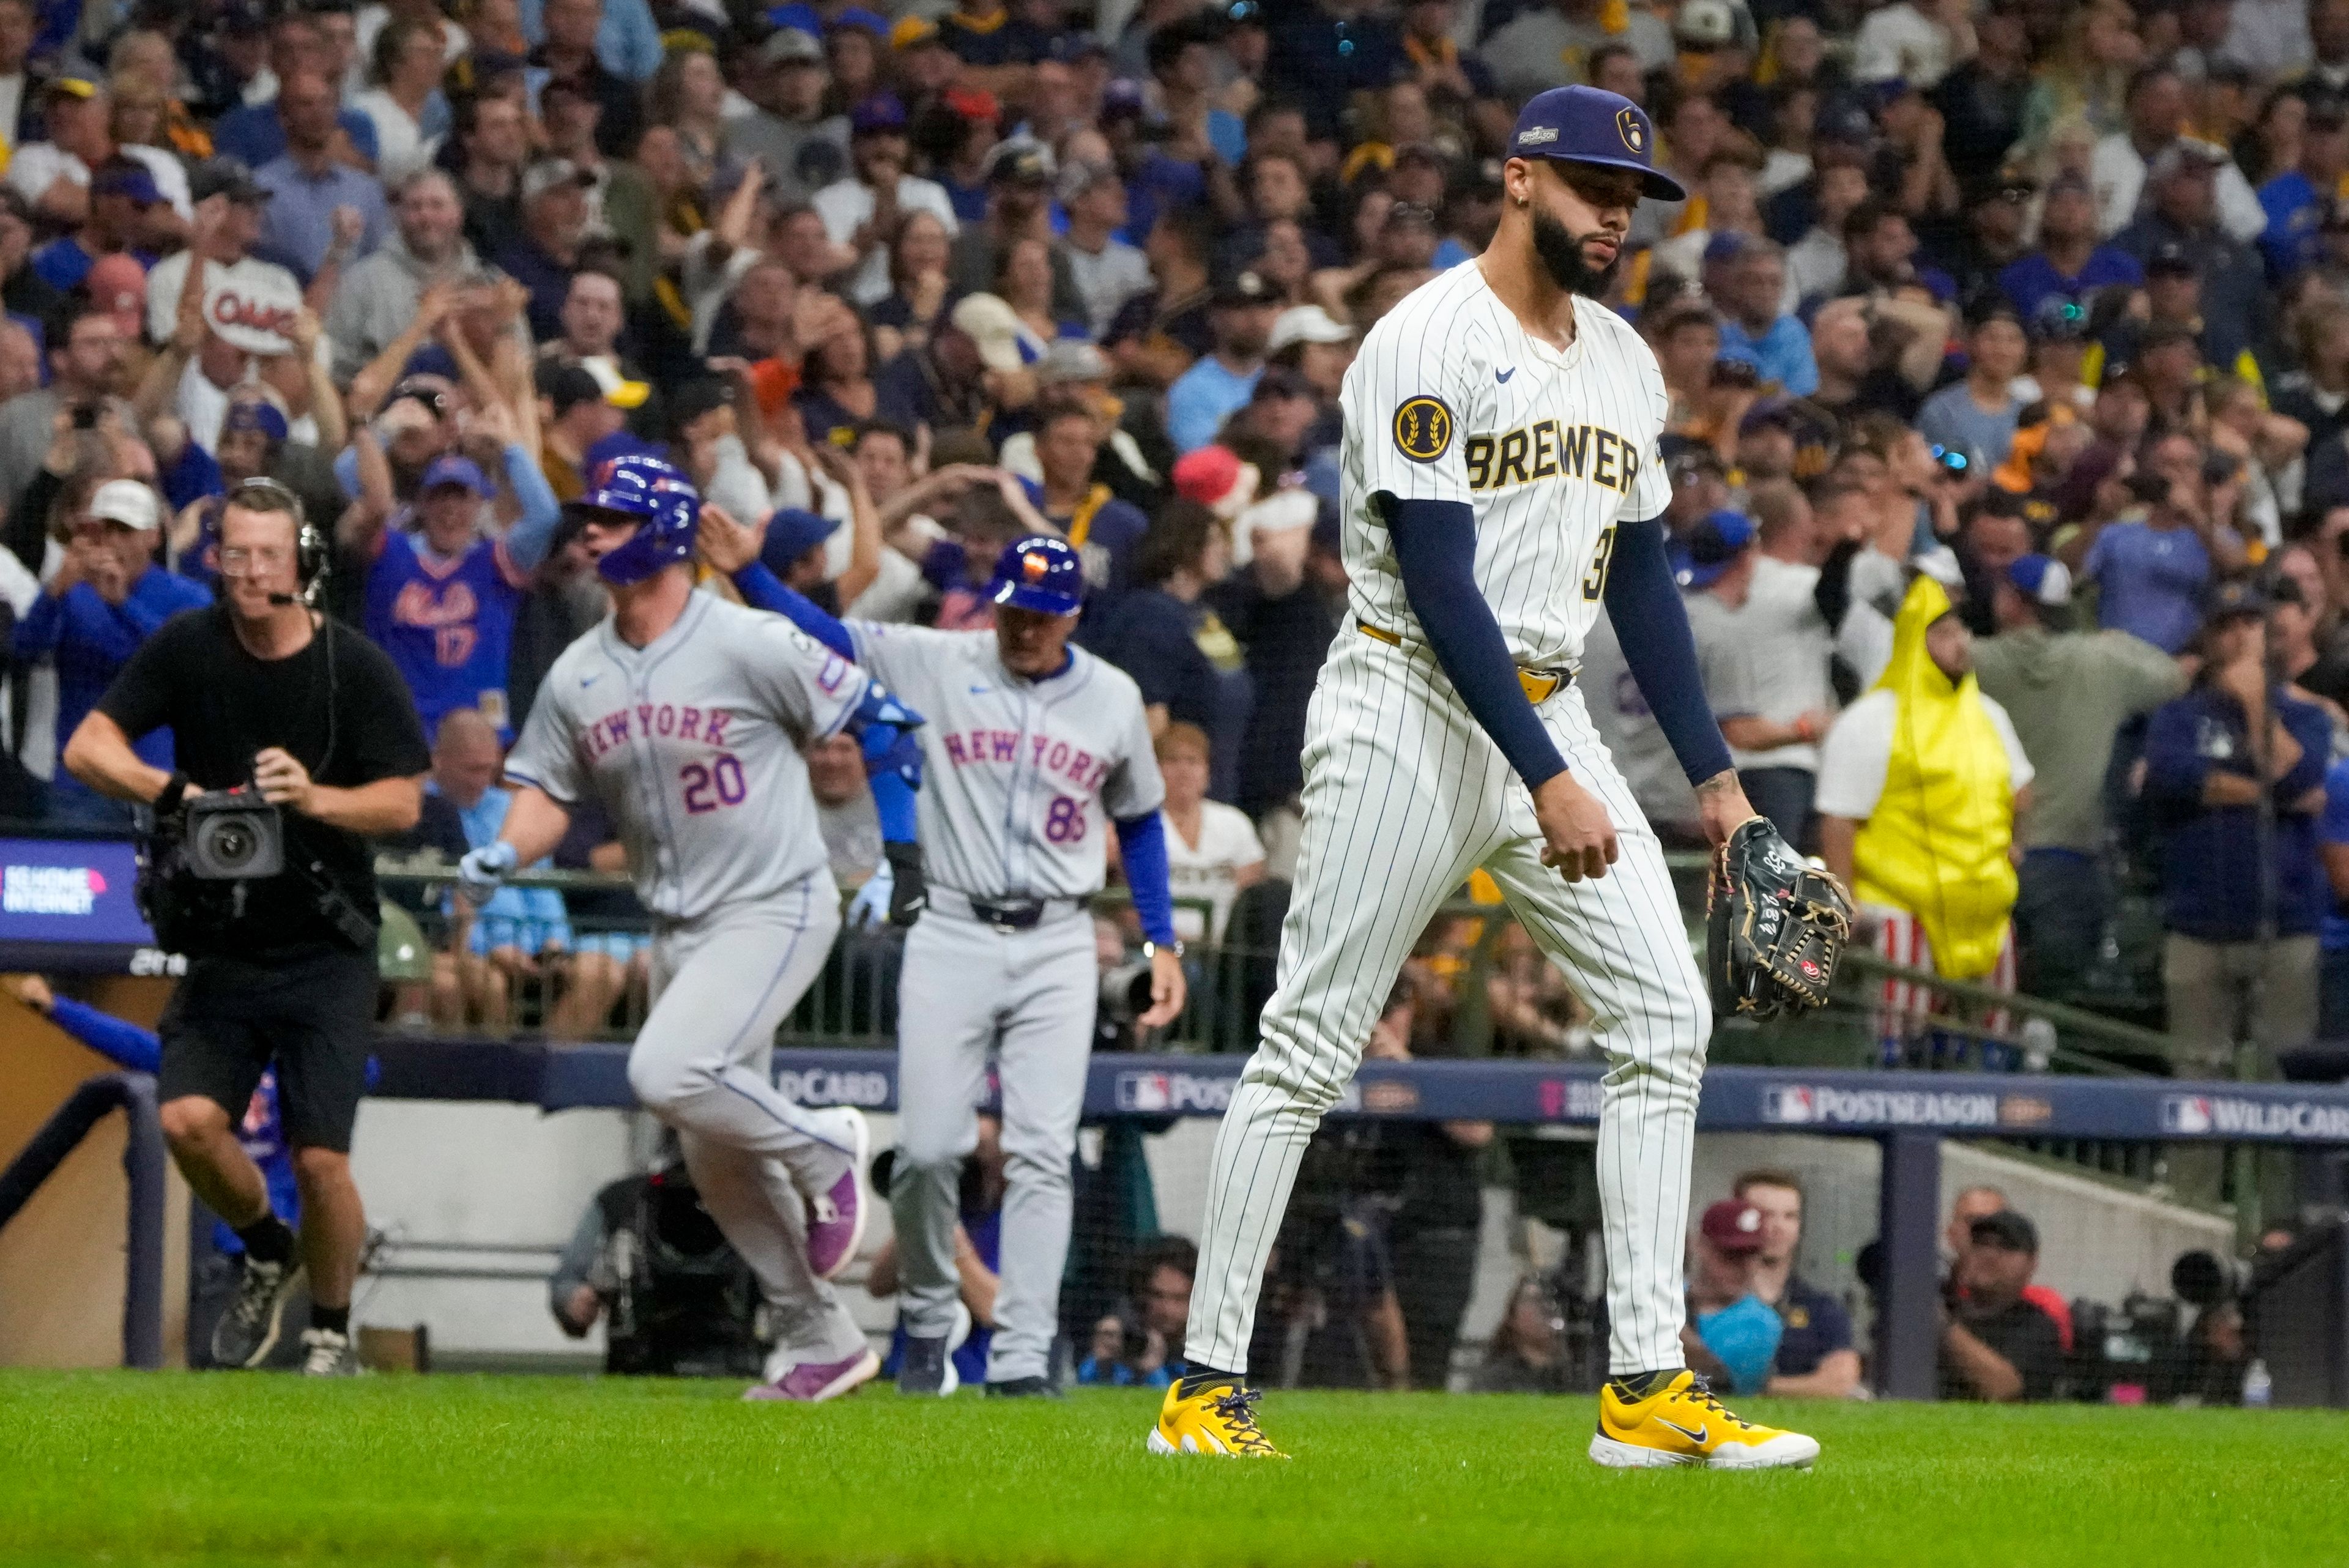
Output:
[1146, 1380, 1289, 1457]
[1588, 1370, 1820, 1470]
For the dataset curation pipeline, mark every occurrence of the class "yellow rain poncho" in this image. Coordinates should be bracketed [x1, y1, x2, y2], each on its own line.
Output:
[1850, 576, 2017, 979]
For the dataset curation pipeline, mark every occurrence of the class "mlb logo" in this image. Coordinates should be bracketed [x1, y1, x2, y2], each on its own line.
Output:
[2163, 1096, 2213, 1135]
[1762, 1085, 1816, 1123]
[1117, 1072, 1172, 1113]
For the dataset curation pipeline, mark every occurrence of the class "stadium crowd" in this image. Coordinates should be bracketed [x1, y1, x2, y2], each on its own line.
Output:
[1, 0, 2348, 1102]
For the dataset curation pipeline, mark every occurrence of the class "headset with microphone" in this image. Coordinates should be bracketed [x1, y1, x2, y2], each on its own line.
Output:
[217, 477, 329, 607]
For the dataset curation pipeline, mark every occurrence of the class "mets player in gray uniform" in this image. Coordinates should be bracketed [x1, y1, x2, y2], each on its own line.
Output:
[703, 514, 1187, 1398]
[459, 456, 922, 1405]
[1151, 87, 1820, 1468]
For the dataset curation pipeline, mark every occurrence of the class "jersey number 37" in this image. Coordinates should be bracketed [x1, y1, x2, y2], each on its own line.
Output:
[1581, 526, 1618, 601]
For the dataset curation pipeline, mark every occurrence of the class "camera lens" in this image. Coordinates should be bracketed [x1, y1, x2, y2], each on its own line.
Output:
[209, 819, 256, 869]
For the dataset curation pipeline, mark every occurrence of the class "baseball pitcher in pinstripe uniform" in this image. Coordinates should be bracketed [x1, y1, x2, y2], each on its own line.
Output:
[1151, 87, 1820, 1470]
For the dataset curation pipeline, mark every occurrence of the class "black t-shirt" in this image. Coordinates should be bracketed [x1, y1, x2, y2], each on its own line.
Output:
[1082, 588, 1254, 804]
[98, 606, 430, 953]
[1211, 574, 1337, 816]
[1941, 1295, 2065, 1401]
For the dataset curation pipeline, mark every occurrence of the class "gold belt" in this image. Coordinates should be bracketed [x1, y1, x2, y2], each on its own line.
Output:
[1357, 620, 1567, 704]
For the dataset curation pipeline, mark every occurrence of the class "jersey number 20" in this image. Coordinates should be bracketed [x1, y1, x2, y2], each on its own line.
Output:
[1581, 526, 1618, 601]
[682, 755, 748, 813]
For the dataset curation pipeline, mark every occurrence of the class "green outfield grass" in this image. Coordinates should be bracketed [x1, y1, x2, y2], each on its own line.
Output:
[4, 1372, 2347, 1567]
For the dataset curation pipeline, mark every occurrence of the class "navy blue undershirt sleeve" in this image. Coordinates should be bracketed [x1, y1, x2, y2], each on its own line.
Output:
[1601, 515, 1737, 786]
[1382, 494, 1570, 787]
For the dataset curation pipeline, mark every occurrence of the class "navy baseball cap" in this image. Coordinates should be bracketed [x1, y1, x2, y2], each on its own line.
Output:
[762, 507, 839, 571]
[1671, 509, 1754, 589]
[850, 94, 908, 135]
[1507, 86, 1685, 203]
[92, 162, 162, 206]
[990, 535, 1084, 616]
[2008, 554, 2071, 607]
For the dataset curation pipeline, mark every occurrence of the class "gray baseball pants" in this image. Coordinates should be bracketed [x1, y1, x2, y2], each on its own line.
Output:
[891, 894, 1095, 1383]
[635, 873, 866, 1365]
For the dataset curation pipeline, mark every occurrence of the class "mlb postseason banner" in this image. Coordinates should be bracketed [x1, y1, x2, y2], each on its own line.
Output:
[0, 837, 176, 975]
[375, 1042, 2349, 1147]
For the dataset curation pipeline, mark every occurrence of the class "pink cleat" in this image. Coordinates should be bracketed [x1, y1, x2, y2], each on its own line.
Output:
[803, 1107, 871, 1280]
[742, 1348, 881, 1403]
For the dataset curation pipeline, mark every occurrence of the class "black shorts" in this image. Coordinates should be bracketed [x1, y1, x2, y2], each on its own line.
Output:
[156, 945, 378, 1153]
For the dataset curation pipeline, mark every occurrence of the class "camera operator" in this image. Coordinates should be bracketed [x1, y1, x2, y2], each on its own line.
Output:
[60, 477, 428, 1378]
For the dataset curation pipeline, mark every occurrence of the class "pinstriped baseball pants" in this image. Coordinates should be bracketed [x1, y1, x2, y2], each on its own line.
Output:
[1184, 632, 1709, 1377]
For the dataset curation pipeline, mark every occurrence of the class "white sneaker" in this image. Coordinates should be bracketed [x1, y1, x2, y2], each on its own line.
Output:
[299, 1327, 363, 1377]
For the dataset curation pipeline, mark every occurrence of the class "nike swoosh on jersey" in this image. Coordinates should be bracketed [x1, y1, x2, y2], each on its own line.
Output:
[1658, 1418, 1707, 1443]
[969, 684, 991, 694]
[580, 674, 601, 688]
[1496, 366, 1515, 383]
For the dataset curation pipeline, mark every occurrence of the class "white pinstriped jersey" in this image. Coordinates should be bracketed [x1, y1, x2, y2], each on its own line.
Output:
[844, 623, 1165, 901]
[1341, 261, 1674, 671]
[504, 592, 871, 923]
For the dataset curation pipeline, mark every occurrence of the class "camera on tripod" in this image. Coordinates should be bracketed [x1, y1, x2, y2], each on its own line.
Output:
[183, 787, 284, 880]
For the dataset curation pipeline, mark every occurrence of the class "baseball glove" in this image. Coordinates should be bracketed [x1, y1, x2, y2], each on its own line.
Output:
[1707, 817, 1854, 1022]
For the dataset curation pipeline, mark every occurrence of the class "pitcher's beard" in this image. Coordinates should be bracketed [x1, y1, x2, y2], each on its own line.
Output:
[1529, 207, 1620, 297]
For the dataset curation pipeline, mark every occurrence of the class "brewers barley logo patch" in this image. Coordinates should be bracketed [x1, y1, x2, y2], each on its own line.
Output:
[1393, 395, 1454, 463]
[1617, 107, 1645, 153]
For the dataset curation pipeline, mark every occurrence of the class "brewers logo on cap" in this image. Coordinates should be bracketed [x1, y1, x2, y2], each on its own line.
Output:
[1617, 107, 1644, 152]
[1393, 395, 1453, 463]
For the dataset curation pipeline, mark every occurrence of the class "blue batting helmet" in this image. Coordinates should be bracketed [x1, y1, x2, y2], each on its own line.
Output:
[989, 534, 1084, 616]
[568, 455, 700, 585]
[1508, 86, 1685, 203]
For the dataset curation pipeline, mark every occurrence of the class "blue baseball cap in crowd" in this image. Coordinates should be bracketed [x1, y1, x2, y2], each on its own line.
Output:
[850, 93, 908, 135]
[1671, 509, 1755, 590]
[826, 5, 891, 34]
[2007, 554, 2071, 608]
[223, 399, 290, 444]
[990, 535, 1085, 616]
[420, 454, 492, 497]
[92, 162, 162, 206]
[761, 507, 839, 573]
[1507, 86, 1686, 202]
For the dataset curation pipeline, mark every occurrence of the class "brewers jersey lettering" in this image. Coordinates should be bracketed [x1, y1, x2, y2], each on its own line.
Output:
[505, 591, 872, 921]
[1344, 262, 1671, 670]
[844, 622, 1165, 899]
[1185, 260, 1713, 1384]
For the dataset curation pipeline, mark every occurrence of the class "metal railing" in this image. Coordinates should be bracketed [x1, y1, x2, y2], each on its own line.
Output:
[372, 855, 2187, 1070]
[369, 853, 2278, 1209]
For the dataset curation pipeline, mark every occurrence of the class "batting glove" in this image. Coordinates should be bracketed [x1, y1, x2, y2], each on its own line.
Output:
[845, 861, 894, 931]
[883, 840, 927, 927]
[457, 840, 519, 906]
